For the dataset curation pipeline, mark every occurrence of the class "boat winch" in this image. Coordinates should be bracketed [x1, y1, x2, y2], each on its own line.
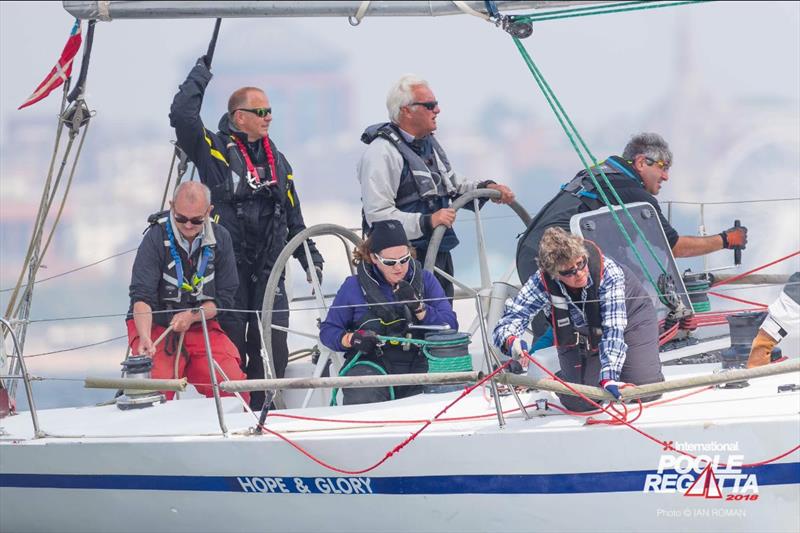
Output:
[116, 355, 166, 410]
[422, 330, 472, 394]
[719, 311, 783, 388]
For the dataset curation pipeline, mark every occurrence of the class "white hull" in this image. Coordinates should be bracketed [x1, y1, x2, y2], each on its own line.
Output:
[2, 364, 799, 532]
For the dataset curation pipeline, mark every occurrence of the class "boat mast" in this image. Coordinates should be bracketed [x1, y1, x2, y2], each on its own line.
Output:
[62, 1, 598, 20]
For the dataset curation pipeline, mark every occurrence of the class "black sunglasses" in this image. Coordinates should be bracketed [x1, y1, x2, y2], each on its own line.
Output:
[236, 107, 272, 118]
[558, 256, 588, 278]
[174, 213, 206, 226]
[374, 253, 412, 267]
[409, 101, 438, 111]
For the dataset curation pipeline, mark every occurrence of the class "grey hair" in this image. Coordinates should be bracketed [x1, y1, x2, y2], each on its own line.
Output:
[537, 227, 588, 277]
[622, 133, 673, 166]
[386, 74, 429, 123]
[173, 181, 211, 207]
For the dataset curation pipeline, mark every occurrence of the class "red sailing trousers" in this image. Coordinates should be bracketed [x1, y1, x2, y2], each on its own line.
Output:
[126, 319, 249, 404]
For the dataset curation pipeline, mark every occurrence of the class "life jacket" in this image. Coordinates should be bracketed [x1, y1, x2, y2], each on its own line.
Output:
[348, 259, 426, 362]
[361, 123, 459, 251]
[515, 156, 643, 283]
[206, 120, 299, 272]
[148, 211, 218, 310]
[539, 240, 604, 351]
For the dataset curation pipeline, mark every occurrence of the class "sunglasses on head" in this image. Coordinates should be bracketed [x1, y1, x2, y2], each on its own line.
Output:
[174, 213, 206, 226]
[557, 256, 588, 278]
[236, 107, 272, 118]
[409, 101, 438, 111]
[374, 253, 412, 267]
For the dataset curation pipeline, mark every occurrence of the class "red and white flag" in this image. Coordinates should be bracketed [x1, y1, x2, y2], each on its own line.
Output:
[18, 19, 82, 110]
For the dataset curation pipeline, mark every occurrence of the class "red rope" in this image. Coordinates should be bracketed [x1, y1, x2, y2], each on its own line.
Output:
[257, 360, 512, 475]
[711, 250, 800, 288]
[708, 291, 768, 308]
[520, 351, 799, 468]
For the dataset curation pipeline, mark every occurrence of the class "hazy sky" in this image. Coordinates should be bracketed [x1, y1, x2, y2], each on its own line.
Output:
[1, 1, 799, 135]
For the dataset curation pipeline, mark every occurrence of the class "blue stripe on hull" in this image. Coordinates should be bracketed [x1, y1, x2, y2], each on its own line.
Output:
[1, 462, 798, 494]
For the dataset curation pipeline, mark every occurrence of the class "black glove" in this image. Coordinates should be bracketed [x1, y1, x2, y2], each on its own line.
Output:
[196, 55, 210, 69]
[305, 264, 323, 286]
[506, 359, 524, 374]
[349, 329, 380, 355]
[720, 225, 747, 249]
[394, 280, 424, 315]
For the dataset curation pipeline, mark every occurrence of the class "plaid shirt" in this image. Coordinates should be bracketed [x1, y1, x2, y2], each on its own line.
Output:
[492, 257, 628, 382]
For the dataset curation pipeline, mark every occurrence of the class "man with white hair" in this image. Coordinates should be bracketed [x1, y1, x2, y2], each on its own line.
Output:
[358, 74, 515, 297]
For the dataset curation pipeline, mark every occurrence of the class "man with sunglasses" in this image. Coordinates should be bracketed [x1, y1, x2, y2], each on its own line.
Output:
[127, 182, 249, 403]
[170, 55, 324, 410]
[358, 74, 515, 298]
[517, 132, 748, 283]
[493, 227, 664, 412]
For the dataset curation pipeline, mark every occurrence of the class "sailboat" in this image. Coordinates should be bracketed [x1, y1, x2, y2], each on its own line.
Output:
[1, 2, 798, 532]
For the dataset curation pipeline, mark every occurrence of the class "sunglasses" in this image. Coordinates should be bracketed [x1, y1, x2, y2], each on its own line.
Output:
[557, 256, 588, 278]
[374, 253, 412, 267]
[409, 101, 438, 111]
[644, 157, 670, 170]
[174, 213, 206, 226]
[236, 107, 272, 118]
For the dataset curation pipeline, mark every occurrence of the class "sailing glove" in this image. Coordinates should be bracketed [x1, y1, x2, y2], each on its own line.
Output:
[600, 379, 627, 400]
[505, 358, 525, 374]
[747, 329, 777, 368]
[720, 225, 748, 249]
[350, 329, 381, 355]
[394, 280, 424, 314]
[305, 264, 323, 286]
[504, 335, 529, 360]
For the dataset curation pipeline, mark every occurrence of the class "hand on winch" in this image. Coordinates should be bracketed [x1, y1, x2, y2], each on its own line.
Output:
[347, 329, 382, 356]
[720, 224, 748, 250]
[136, 336, 156, 357]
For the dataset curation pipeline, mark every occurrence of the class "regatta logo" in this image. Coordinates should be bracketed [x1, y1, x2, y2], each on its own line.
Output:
[644, 452, 759, 500]
[663, 440, 740, 453]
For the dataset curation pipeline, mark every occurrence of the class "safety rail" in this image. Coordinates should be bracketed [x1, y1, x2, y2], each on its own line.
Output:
[663, 197, 800, 273]
[0, 317, 42, 437]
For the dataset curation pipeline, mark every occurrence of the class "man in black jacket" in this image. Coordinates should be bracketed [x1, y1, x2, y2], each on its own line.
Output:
[170, 55, 324, 409]
[127, 181, 248, 403]
[517, 133, 748, 282]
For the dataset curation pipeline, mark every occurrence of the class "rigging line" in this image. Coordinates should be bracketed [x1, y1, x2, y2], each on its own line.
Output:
[511, 38, 671, 304]
[712, 250, 800, 287]
[22, 335, 128, 359]
[3, 82, 73, 318]
[6, 193, 785, 296]
[14, 282, 789, 325]
[664, 197, 800, 206]
[0, 248, 135, 293]
[15, 120, 92, 319]
[514, 0, 713, 23]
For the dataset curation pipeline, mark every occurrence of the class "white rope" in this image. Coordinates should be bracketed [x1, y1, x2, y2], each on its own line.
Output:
[96, 0, 112, 22]
[451, 1, 491, 21]
[348, 1, 371, 26]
